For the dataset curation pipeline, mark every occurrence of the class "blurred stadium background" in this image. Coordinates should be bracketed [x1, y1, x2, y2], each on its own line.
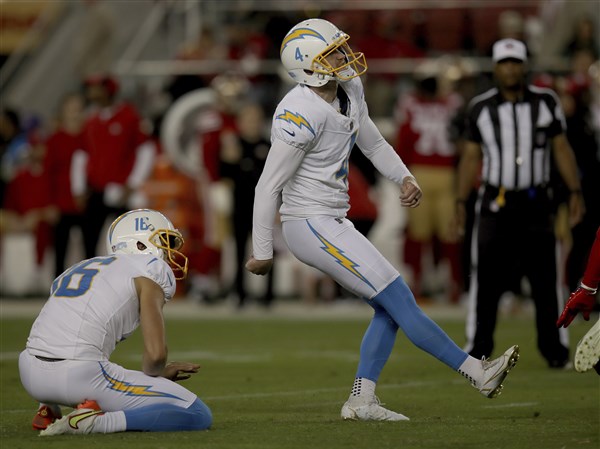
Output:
[1, 2, 599, 447]
[0, 0, 598, 309]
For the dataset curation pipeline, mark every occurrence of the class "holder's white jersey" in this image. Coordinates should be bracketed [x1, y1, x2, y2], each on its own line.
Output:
[271, 77, 366, 220]
[26, 254, 176, 361]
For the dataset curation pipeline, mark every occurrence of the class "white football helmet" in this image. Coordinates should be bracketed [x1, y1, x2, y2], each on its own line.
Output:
[280, 18, 367, 87]
[106, 209, 188, 280]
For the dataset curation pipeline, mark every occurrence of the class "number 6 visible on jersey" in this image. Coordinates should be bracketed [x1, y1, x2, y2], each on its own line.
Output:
[52, 256, 116, 298]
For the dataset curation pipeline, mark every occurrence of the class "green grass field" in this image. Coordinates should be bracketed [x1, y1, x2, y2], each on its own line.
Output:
[1, 303, 598, 449]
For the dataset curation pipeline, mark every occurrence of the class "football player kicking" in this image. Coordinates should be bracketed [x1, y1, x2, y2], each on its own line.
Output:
[557, 226, 600, 374]
[246, 18, 520, 421]
[20, 209, 212, 435]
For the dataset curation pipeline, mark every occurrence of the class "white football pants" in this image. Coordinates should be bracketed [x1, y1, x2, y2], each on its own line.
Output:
[282, 217, 399, 300]
[19, 350, 197, 411]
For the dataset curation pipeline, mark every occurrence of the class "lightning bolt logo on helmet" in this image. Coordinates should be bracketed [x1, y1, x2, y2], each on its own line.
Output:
[280, 28, 327, 53]
[280, 18, 367, 87]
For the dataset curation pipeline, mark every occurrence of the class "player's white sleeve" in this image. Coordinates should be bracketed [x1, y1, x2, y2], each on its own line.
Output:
[252, 139, 305, 260]
[357, 115, 412, 184]
[127, 141, 156, 189]
[70, 149, 88, 196]
[139, 256, 177, 301]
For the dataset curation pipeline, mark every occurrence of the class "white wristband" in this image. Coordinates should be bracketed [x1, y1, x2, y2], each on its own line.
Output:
[580, 283, 598, 294]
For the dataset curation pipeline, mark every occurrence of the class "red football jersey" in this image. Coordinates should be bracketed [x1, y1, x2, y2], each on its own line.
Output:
[582, 227, 600, 289]
[395, 92, 463, 168]
[4, 164, 52, 215]
[196, 109, 237, 182]
[82, 103, 150, 190]
[45, 129, 85, 214]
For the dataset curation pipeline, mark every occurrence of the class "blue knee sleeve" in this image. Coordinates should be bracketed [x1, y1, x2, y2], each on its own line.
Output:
[372, 277, 468, 370]
[356, 306, 398, 382]
[124, 398, 212, 431]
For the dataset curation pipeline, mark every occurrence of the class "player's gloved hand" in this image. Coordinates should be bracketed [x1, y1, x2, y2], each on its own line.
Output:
[556, 285, 597, 328]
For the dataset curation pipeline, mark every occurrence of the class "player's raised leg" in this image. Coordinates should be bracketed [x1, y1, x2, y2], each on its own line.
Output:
[283, 217, 519, 422]
[372, 276, 520, 399]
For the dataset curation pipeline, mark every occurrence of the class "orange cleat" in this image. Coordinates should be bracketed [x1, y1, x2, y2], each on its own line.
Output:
[32, 405, 62, 430]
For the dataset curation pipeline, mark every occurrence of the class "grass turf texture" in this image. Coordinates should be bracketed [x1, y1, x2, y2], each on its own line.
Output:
[1, 311, 598, 449]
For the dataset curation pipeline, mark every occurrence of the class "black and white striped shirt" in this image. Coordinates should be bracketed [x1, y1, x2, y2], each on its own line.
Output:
[466, 85, 566, 190]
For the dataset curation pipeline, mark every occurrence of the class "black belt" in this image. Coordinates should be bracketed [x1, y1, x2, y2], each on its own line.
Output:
[483, 184, 550, 202]
[484, 183, 548, 194]
[35, 355, 65, 362]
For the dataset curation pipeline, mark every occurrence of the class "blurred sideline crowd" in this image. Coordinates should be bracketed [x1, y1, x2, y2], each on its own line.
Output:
[0, 5, 599, 310]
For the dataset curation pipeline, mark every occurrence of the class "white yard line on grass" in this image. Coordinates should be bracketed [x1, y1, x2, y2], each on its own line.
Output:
[203, 381, 444, 401]
[482, 402, 539, 409]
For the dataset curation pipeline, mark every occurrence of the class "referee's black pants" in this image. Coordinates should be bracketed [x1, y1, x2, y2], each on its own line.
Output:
[466, 185, 569, 367]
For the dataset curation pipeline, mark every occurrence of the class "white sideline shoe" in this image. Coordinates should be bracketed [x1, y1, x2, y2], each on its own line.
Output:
[575, 319, 600, 373]
[473, 345, 520, 398]
[40, 408, 103, 436]
[341, 396, 409, 421]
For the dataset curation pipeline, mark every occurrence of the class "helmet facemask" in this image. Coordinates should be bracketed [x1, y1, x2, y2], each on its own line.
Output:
[312, 35, 367, 81]
[149, 229, 188, 280]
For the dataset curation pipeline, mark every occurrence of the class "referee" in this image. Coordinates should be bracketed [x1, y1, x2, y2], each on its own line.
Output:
[455, 39, 585, 368]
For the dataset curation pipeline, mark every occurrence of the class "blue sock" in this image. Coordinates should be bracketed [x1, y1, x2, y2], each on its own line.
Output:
[372, 276, 468, 370]
[356, 305, 399, 381]
[124, 398, 212, 431]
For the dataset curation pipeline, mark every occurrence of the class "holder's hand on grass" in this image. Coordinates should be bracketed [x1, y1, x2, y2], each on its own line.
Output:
[162, 362, 200, 382]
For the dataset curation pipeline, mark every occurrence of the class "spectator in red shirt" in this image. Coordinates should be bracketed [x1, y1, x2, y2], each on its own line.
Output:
[188, 73, 247, 301]
[394, 63, 464, 303]
[45, 93, 87, 277]
[2, 137, 57, 278]
[73, 74, 156, 257]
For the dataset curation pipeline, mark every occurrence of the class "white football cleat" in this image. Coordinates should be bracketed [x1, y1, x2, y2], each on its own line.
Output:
[472, 345, 520, 398]
[575, 319, 600, 373]
[40, 407, 102, 436]
[341, 396, 409, 421]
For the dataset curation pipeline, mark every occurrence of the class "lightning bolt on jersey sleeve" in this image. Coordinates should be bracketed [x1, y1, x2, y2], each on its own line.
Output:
[26, 254, 176, 361]
[271, 96, 320, 151]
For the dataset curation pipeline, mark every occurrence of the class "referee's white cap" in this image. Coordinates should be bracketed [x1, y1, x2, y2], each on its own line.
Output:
[492, 39, 527, 63]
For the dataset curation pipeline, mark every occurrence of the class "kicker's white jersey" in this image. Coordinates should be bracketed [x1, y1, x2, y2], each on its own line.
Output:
[26, 254, 176, 361]
[271, 77, 367, 220]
